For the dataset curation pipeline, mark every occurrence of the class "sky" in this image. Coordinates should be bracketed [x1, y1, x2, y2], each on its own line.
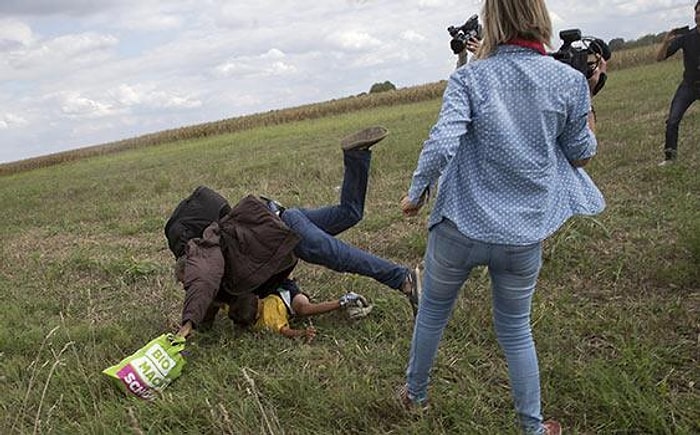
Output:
[0, 0, 695, 164]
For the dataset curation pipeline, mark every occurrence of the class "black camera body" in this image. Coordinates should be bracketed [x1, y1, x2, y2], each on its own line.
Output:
[448, 14, 483, 55]
[549, 28, 611, 94]
[549, 29, 611, 79]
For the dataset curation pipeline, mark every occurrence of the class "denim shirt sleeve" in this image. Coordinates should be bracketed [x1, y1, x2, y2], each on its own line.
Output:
[408, 72, 470, 203]
[557, 76, 597, 162]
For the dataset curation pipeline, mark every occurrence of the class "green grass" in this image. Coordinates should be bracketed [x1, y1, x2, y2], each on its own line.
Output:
[1, 60, 698, 434]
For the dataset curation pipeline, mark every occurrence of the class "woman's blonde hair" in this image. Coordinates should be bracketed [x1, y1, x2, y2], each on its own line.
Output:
[476, 0, 553, 59]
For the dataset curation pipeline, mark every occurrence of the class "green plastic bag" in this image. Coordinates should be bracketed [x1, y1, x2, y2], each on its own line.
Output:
[103, 333, 187, 401]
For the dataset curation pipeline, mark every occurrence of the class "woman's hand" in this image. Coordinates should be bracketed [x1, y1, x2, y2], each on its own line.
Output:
[465, 37, 481, 54]
[401, 195, 421, 217]
[401, 188, 430, 217]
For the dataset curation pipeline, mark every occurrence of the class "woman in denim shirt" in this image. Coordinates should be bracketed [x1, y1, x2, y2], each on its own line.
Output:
[398, 0, 607, 433]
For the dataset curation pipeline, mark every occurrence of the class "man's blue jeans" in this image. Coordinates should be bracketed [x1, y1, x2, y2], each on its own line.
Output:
[281, 150, 408, 290]
[406, 219, 545, 434]
[665, 81, 699, 159]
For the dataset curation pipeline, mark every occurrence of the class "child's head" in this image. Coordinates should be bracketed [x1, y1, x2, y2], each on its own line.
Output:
[228, 293, 260, 327]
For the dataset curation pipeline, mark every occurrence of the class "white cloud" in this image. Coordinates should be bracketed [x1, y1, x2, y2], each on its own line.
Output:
[3, 31, 117, 75]
[262, 48, 286, 60]
[122, 14, 182, 31]
[417, 0, 443, 7]
[112, 84, 142, 106]
[266, 61, 297, 76]
[109, 83, 201, 109]
[0, 113, 29, 129]
[213, 49, 298, 79]
[329, 30, 382, 51]
[147, 90, 202, 109]
[49, 32, 118, 57]
[0, 19, 33, 48]
[0, 0, 126, 16]
[401, 30, 427, 43]
[57, 92, 115, 118]
[213, 61, 257, 78]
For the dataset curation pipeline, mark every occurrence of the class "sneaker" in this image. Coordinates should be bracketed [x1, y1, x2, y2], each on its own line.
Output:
[396, 384, 429, 413]
[658, 159, 675, 167]
[543, 420, 562, 435]
[402, 266, 422, 317]
[663, 147, 677, 161]
[340, 126, 389, 151]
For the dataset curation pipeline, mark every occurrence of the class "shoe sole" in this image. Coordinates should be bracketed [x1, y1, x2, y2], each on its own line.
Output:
[408, 265, 422, 318]
[341, 126, 389, 151]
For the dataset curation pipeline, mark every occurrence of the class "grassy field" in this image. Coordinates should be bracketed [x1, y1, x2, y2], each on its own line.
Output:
[1, 58, 698, 434]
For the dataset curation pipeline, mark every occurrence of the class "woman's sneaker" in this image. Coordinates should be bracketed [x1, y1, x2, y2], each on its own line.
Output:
[396, 384, 429, 414]
[543, 420, 562, 435]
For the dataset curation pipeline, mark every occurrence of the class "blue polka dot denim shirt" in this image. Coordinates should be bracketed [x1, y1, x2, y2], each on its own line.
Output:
[408, 45, 605, 245]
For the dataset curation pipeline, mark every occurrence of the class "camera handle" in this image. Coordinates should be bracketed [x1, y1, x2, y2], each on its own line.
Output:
[591, 72, 607, 96]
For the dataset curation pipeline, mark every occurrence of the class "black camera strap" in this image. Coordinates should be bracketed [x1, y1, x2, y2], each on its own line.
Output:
[591, 72, 607, 96]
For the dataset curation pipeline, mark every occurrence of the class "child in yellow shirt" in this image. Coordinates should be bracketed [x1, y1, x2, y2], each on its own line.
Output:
[232, 278, 372, 343]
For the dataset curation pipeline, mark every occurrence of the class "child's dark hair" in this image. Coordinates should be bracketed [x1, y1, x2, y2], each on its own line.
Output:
[228, 293, 258, 327]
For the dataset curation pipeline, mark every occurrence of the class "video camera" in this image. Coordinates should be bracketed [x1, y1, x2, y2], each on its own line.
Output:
[549, 29, 611, 94]
[447, 14, 483, 55]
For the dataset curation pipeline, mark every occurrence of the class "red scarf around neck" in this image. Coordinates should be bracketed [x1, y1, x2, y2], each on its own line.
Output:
[506, 38, 546, 55]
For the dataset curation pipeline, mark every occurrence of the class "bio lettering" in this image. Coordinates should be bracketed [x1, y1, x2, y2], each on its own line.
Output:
[145, 344, 176, 376]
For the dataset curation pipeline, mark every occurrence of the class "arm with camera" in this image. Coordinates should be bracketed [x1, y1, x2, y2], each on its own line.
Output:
[585, 54, 608, 135]
[548, 29, 611, 141]
[449, 15, 483, 68]
[455, 37, 482, 68]
[656, 27, 687, 62]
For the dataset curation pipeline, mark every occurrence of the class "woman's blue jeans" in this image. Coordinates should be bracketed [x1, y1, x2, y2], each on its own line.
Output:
[281, 150, 408, 290]
[406, 219, 545, 434]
